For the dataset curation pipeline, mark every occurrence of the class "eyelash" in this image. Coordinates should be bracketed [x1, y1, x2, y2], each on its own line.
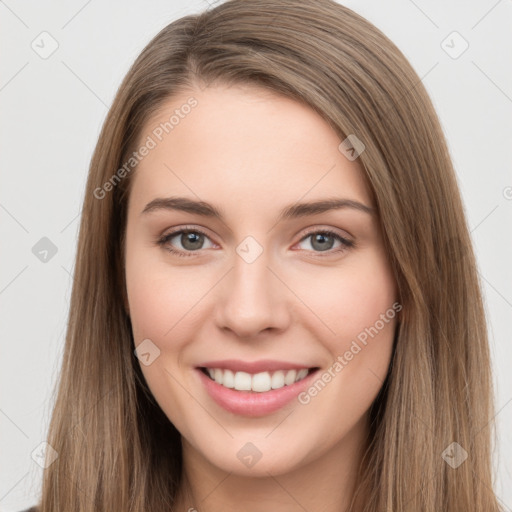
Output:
[155, 226, 355, 258]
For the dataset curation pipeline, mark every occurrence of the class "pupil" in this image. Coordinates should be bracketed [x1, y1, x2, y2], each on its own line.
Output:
[312, 233, 333, 251]
[183, 232, 203, 250]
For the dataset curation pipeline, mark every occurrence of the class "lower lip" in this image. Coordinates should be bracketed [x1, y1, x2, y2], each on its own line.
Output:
[196, 368, 319, 417]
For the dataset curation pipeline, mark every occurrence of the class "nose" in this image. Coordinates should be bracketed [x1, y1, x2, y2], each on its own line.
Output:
[214, 247, 291, 339]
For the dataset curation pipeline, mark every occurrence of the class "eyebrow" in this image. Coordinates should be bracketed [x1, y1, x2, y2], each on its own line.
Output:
[141, 196, 374, 223]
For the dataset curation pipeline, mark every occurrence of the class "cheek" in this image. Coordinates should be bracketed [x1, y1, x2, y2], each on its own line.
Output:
[293, 252, 397, 446]
[125, 265, 168, 342]
[339, 257, 397, 363]
[126, 267, 199, 344]
[327, 251, 398, 389]
[124, 233, 196, 340]
[291, 248, 397, 347]
[338, 264, 396, 336]
[124, 254, 200, 430]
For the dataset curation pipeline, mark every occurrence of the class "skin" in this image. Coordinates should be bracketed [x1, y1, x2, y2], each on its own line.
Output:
[124, 83, 399, 512]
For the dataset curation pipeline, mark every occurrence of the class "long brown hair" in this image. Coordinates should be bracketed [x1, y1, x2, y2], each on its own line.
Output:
[37, 0, 503, 510]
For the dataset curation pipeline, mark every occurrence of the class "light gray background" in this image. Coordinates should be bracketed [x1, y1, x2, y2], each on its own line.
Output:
[1, 0, 511, 510]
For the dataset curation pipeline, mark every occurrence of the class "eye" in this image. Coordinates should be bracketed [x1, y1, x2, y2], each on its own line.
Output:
[156, 226, 355, 258]
[156, 227, 215, 257]
[295, 229, 354, 256]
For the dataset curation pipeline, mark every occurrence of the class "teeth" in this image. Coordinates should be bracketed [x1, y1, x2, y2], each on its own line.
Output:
[252, 371, 271, 392]
[204, 367, 310, 392]
[223, 369, 235, 388]
[284, 369, 297, 385]
[234, 371, 252, 391]
[271, 370, 285, 389]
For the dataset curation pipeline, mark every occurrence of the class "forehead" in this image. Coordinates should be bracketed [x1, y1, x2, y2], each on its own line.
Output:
[128, 84, 372, 214]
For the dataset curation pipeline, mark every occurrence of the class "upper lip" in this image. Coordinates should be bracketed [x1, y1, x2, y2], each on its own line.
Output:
[197, 359, 317, 374]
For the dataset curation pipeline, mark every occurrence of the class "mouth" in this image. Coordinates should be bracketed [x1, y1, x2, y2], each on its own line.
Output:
[195, 362, 321, 417]
[198, 366, 319, 393]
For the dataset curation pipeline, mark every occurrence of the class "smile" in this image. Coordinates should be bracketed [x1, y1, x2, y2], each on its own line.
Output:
[201, 367, 313, 392]
[195, 360, 320, 417]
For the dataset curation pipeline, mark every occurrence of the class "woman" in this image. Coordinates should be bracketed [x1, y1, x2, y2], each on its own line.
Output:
[27, 0, 503, 510]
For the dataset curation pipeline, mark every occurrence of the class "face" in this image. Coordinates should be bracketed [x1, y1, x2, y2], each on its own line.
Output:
[124, 83, 399, 477]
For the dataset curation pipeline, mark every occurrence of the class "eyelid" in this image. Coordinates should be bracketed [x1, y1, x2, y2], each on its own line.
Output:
[296, 225, 353, 243]
[159, 224, 216, 240]
[159, 224, 352, 242]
